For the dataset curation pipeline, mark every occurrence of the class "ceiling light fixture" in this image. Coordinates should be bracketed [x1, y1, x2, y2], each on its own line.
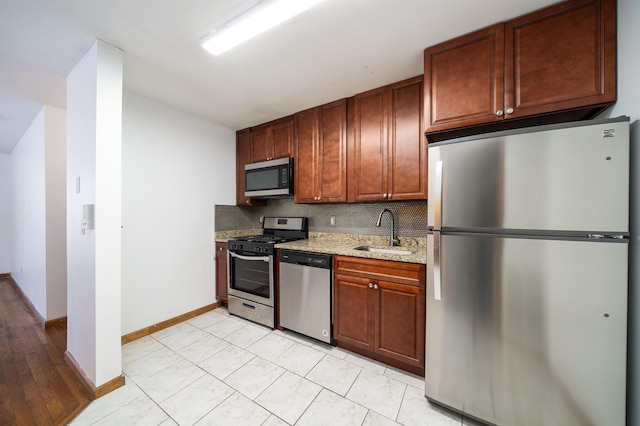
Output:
[201, 0, 326, 56]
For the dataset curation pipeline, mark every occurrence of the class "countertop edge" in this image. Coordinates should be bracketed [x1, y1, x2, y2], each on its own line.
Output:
[215, 231, 427, 265]
[273, 240, 426, 264]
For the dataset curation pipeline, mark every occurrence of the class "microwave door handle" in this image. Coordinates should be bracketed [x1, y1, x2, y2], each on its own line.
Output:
[229, 252, 270, 262]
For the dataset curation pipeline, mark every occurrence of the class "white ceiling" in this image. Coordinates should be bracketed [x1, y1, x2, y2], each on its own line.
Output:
[0, 0, 558, 154]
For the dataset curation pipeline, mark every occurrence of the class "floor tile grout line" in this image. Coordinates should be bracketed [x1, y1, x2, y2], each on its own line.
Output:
[395, 381, 410, 424]
[126, 361, 236, 426]
[291, 385, 333, 426]
[117, 310, 433, 426]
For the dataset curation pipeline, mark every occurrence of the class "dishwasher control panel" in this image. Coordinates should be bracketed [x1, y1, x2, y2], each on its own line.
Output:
[279, 251, 332, 269]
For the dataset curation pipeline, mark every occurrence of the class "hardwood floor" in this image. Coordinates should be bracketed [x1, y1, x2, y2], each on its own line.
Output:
[0, 276, 90, 425]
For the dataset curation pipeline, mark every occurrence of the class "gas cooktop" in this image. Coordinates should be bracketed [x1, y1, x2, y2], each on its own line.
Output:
[228, 217, 308, 255]
[232, 235, 301, 244]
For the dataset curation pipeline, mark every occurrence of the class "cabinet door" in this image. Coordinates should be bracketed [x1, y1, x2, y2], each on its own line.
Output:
[350, 86, 388, 202]
[375, 280, 425, 368]
[236, 129, 266, 207]
[215, 243, 228, 306]
[236, 129, 251, 205]
[294, 107, 319, 203]
[334, 273, 375, 351]
[388, 77, 427, 200]
[318, 99, 347, 202]
[271, 118, 294, 160]
[504, 0, 616, 119]
[250, 125, 270, 163]
[424, 24, 505, 133]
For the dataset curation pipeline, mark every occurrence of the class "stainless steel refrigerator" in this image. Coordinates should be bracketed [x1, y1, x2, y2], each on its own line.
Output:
[425, 117, 629, 426]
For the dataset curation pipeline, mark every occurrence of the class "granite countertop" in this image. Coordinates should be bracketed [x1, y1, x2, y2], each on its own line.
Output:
[215, 231, 427, 265]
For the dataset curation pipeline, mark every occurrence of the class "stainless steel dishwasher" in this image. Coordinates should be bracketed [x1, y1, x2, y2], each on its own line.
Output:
[279, 250, 333, 344]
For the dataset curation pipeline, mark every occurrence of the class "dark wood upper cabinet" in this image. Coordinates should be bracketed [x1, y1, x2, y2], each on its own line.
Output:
[294, 99, 347, 203]
[349, 76, 426, 202]
[236, 129, 266, 206]
[271, 119, 295, 160]
[350, 87, 387, 202]
[388, 78, 427, 200]
[424, 25, 505, 131]
[251, 116, 294, 162]
[424, 0, 616, 135]
[504, 0, 616, 119]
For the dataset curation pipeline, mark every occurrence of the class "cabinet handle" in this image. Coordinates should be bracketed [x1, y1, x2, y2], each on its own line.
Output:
[496, 110, 504, 117]
[369, 283, 374, 288]
[388, 193, 392, 199]
[506, 108, 514, 115]
[383, 193, 387, 198]
[373, 284, 378, 290]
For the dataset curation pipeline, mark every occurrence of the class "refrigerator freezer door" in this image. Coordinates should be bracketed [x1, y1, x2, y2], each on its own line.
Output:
[425, 233, 628, 426]
[427, 120, 629, 234]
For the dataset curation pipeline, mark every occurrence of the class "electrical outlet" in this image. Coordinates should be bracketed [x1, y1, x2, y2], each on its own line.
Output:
[259, 216, 264, 224]
[330, 215, 336, 227]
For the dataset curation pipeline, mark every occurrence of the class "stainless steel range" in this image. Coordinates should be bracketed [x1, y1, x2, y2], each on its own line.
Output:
[227, 217, 308, 328]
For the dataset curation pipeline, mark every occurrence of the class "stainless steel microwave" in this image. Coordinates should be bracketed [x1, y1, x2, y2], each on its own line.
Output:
[244, 157, 294, 198]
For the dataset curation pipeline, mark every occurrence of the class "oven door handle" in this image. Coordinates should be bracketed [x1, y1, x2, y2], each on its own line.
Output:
[229, 252, 271, 262]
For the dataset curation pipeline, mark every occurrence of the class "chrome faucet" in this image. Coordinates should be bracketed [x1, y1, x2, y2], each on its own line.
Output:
[376, 208, 400, 247]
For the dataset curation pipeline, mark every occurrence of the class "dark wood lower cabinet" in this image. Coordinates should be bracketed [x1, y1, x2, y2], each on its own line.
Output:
[334, 274, 376, 351]
[334, 256, 425, 376]
[376, 280, 425, 368]
[215, 242, 228, 307]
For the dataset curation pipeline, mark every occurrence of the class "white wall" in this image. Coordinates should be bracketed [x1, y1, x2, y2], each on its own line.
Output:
[8, 105, 66, 320]
[44, 106, 67, 319]
[67, 40, 123, 387]
[0, 153, 11, 273]
[121, 93, 235, 336]
[10, 110, 46, 313]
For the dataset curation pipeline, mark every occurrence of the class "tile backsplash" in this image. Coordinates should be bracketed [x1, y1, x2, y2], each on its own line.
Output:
[215, 199, 427, 238]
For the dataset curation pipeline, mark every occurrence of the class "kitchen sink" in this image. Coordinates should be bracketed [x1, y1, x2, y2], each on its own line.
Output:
[353, 246, 414, 255]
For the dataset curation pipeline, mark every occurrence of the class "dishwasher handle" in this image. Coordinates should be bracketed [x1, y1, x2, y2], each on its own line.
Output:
[279, 250, 332, 269]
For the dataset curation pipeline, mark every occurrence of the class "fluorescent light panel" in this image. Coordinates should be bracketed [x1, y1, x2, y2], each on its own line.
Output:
[201, 0, 325, 55]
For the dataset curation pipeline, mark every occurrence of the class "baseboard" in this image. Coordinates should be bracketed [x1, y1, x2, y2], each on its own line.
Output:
[0, 273, 10, 279]
[6, 274, 68, 330]
[64, 350, 125, 400]
[121, 302, 220, 345]
[6, 275, 46, 326]
[45, 316, 67, 329]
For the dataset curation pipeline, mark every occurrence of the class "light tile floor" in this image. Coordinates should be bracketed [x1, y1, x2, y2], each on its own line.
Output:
[71, 308, 483, 426]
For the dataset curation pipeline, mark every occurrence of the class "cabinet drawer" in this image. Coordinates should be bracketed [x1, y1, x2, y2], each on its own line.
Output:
[334, 256, 425, 287]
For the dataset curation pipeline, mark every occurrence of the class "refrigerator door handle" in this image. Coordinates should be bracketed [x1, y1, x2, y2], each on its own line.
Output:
[433, 231, 441, 300]
[434, 161, 443, 231]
